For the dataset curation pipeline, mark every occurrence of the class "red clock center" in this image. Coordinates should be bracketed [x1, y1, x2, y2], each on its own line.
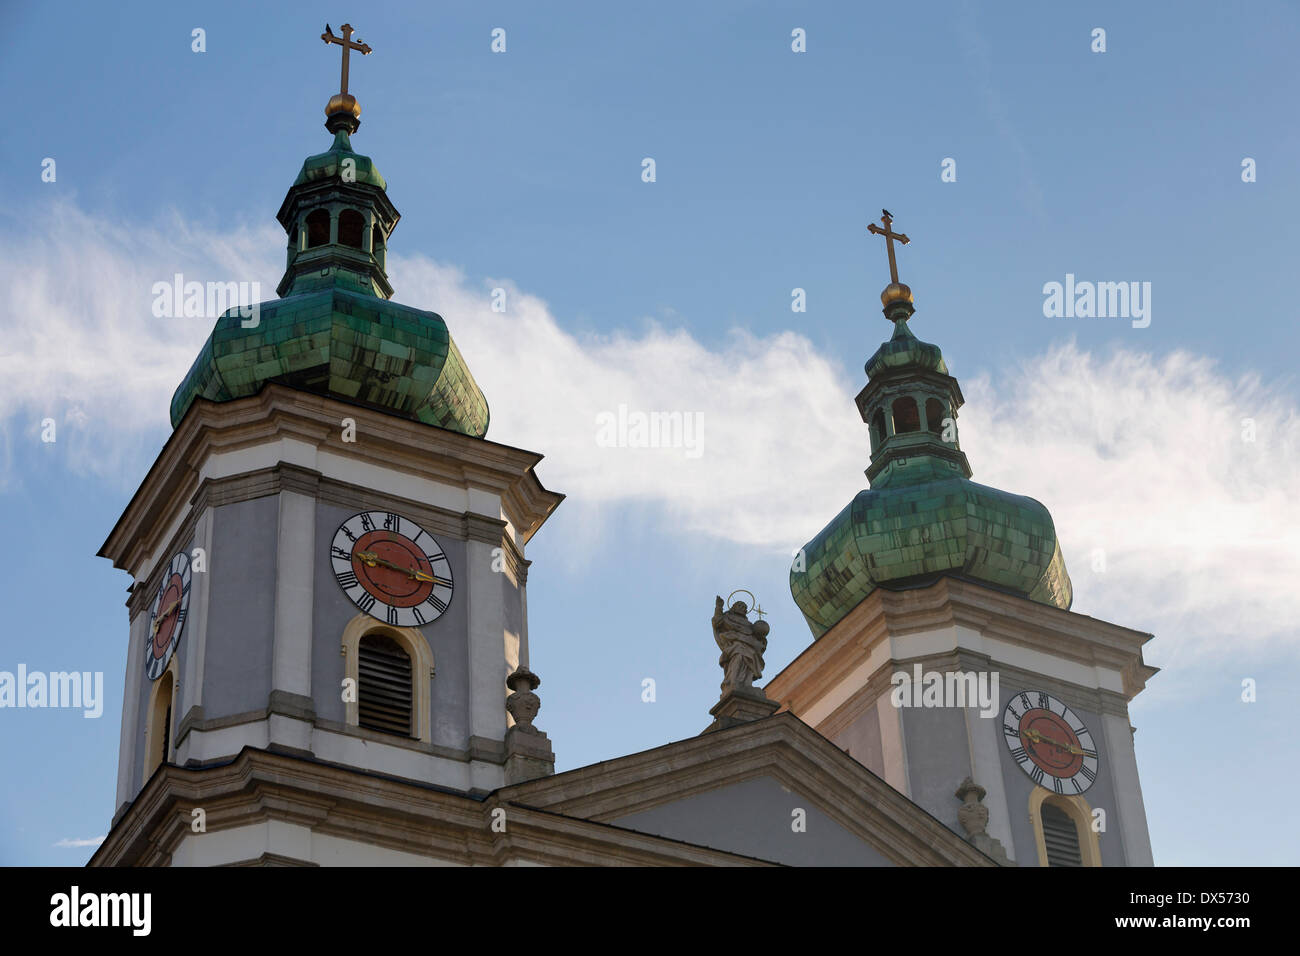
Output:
[1019, 709, 1084, 778]
[351, 531, 435, 608]
[153, 576, 183, 655]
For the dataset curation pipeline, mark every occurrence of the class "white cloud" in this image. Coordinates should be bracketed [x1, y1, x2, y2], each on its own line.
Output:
[2, 205, 1296, 667]
[960, 346, 1300, 666]
[0, 202, 281, 483]
[389, 256, 866, 551]
[53, 835, 104, 848]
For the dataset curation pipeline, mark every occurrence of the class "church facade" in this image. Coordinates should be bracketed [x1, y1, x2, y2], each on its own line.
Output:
[89, 28, 1155, 868]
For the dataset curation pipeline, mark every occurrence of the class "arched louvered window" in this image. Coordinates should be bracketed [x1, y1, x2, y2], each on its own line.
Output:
[338, 209, 365, 248]
[358, 632, 413, 736]
[1041, 801, 1083, 867]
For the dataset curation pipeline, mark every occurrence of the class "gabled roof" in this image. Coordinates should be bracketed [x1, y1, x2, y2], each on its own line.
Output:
[501, 712, 996, 866]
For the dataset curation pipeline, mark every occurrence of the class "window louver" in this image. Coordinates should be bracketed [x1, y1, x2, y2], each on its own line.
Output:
[358, 634, 413, 736]
[1042, 802, 1083, 867]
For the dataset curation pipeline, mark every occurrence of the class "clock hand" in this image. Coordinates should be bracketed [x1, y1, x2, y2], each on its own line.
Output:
[151, 598, 181, 635]
[355, 551, 446, 585]
[1024, 727, 1085, 756]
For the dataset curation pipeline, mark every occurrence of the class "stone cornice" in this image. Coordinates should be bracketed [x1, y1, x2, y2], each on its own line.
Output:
[816, 647, 1137, 744]
[101, 384, 563, 578]
[766, 577, 1158, 716]
[89, 746, 773, 868]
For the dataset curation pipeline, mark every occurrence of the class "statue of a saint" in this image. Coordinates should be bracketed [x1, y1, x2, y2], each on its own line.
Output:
[712, 595, 770, 697]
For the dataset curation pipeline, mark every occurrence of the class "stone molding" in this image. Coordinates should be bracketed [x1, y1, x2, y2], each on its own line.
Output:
[101, 383, 563, 580]
[814, 647, 1137, 745]
[89, 746, 772, 868]
[766, 577, 1158, 719]
[127, 463, 526, 618]
[175, 703, 508, 768]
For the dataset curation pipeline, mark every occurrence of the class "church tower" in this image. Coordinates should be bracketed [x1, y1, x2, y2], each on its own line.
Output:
[766, 212, 1157, 866]
[94, 26, 562, 866]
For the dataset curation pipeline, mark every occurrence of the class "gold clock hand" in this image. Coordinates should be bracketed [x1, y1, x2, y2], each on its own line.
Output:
[356, 551, 443, 585]
[1024, 727, 1085, 756]
[152, 600, 178, 635]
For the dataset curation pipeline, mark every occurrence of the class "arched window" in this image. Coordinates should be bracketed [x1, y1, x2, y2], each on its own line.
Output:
[870, 408, 887, 450]
[144, 667, 175, 781]
[892, 396, 920, 434]
[926, 398, 946, 436]
[372, 224, 385, 252]
[1030, 790, 1102, 866]
[341, 616, 433, 742]
[338, 209, 365, 249]
[306, 209, 330, 248]
[357, 633, 413, 736]
[1041, 802, 1082, 866]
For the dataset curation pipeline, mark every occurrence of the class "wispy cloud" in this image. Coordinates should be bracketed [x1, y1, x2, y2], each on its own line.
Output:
[0, 202, 282, 487]
[53, 835, 104, 848]
[2, 204, 1296, 671]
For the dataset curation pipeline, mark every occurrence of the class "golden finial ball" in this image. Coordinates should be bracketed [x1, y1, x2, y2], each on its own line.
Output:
[325, 93, 362, 118]
[881, 283, 913, 307]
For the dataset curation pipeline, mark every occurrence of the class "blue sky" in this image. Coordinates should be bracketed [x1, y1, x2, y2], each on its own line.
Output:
[1, 0, 1298, 865]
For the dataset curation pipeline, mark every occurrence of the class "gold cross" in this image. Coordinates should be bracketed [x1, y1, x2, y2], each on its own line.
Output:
[321, 23, 372, 96]
[867, 209, 910, 285]
[752, 602, 766, 620]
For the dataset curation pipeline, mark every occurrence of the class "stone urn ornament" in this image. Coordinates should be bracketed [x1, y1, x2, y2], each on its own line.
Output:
[506, 665, 542, 734]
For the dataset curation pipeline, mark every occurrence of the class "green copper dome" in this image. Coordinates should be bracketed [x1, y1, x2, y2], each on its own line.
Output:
[170, 123, 489, 436]
[294, 129, 387, 190]
[170, 290, 489, 434]
[865, 318, 947, 376]
[790, 291, 1071, 638]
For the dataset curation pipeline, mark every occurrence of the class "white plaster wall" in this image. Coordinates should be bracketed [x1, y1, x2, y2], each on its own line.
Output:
[875, 693, 911, 797]
[1100, 712, 1155, 865]
[466, 539, 508, 744]
[271, 490, 315, 701]
[115, 611, 145, 809]
[169, 820, 466, 866]
[183, 508, 213, 711]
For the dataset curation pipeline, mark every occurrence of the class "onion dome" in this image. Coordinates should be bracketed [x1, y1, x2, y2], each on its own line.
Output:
[294, 128, 386, 191]
[170, 44, 489, 437]
[789, 213, 1071, 638]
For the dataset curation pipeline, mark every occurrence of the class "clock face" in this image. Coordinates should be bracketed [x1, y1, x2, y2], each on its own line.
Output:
[1003, 690, 1099, 795]
[146, 552, 191, 680]
[330, 511, 453, 627]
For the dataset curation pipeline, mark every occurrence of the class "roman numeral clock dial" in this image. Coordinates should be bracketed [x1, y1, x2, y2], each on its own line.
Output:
[1003, 691, 1099, 795]
[145, 552, 192, 680]
[330, 511, 453, 627]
